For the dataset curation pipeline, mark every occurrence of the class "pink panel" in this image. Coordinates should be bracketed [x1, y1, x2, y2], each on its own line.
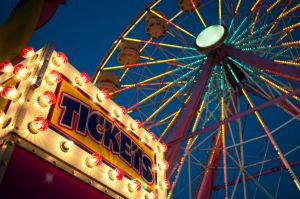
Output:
[0, 146, 112, 199]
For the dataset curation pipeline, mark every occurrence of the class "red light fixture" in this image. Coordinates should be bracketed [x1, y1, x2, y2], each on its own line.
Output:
[96, 89, 110, 102]
[130, 119, 142, 131]
[38, 91, 56, 107]
[128, 179, 142, 192]
[45, 70, 63, 85]
[159, 160, 169, 170]
[0, 110, 5, 124]
[21, 46, 35, 59]
[161, 143, 168, 152]
[85, 153, 102, 168]
[114, 106, 127, 118]
[1, 85, 21, 102]
[108, 167, 124, 181]
[0, 61, 13, 74]
[75, 72, 90, 86]
[28, 116, 48, 134]
[160, 179, 170, 189]
[148, 132, 156, 141]
[53, 52, 68, 66]
[13, 64, 30, 80]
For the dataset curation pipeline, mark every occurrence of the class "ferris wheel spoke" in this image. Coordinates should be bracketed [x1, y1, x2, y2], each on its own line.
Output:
[123, 37, 197, 51]
[249, 1, 263, 34]
[188, 0, 207, 28]
[227, 63, 300, 191]
[103, 54, 203, 70]
[127, 64, 200, 111]
[226, 152, 275, 199]
[145, 75, 197, 123]
[149, 10, 196, 38]
[267, 0, 281, 13]
[146, 110, 179, 130]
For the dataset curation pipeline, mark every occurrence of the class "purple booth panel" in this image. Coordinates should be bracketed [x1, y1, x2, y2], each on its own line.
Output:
[0, 145, 112, 199]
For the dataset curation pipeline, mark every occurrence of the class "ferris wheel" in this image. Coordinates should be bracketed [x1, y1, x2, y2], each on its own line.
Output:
[92, 0, 300, 198]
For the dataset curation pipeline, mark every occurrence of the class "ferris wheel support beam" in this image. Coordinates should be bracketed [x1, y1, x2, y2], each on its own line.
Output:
[220, 45, 300, 83]
[167, 87, 300, 147]
[165, 54, 215, 177]
[244, 84, 300, 119]
[214, 160, 300, 191]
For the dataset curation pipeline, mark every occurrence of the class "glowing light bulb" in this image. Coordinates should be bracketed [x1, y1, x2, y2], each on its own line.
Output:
[45, 70, 63, 85]
[38, 91, 56, 107]
[60, 140, 74, 152]
[108, 167, 124, 181]
[96, 89, 109, 102]
[13, 64, 30, 80]
[130, 120, 142, 131]
[160, 179, 170, 190]
[128, 179, 142, 192]
[161, 143, 168, 152]
[0, 110, 5, 124]
[28, 116, 48, 134]
[159, 160, 169, 170]
[145, 191, 158, 199]
[148, 132, 156, 141]
[1, 85, 21, 102]
[21, 46, 35, 59]
[53, 52, 68, 66]
[114, 106, 127, 118]
[75, 72, 90, 86]
[85, 153, 102, 168]
[0, 61, 13, 74]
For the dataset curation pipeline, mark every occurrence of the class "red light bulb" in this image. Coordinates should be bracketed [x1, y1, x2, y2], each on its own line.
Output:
[96, 89, 110, 102]
[128, 179, 142, 192]
[39, 91, 56, 107]
[29, 116, 48, 133]
[86, 153, 102, 168]
[0, 61, 13, 73]
[53, 52, 68, 66]
[92, 153, 102, 166]
[161, 179, 170, 189]
[114, 168, 124, 180]
[0, 110, 5, 124]
[80, 72, 90, 83]
[1, 85, 17, 100]
[133, 179, 142, 191]
[160, 160, 169, 170]
[46, 70, 62, 85]
[13, 64, 30, 80]
[148, 132, 156, 141]
[21, 46, 35, 58]
[149, 191, 158, 199]
[161, 143, 168, 152]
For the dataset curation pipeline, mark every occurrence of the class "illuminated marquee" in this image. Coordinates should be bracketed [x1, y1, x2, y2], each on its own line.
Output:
[0, 47, 167, 199]
[49, 79, 155, 187]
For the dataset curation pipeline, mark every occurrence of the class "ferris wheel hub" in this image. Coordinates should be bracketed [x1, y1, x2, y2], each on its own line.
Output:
[195, 24, 228, 52]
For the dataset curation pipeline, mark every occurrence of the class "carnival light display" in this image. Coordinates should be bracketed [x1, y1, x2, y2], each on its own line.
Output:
[21, 46, 35, 59]
[13, 64, 30, 80]
[45, 70, 63, 85]
[0, 61, 13, 74]
[38, 91, 56, 107]
[85, 153, 102, 168]
[128, 179, 142, 192]
[28, 116, 48, 134]
[108, 168, 124, 181]
[52, 52, 68, 66]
